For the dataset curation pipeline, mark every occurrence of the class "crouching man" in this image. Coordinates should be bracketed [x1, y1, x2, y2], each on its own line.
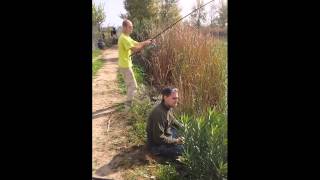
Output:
[146, 87, 184, 158]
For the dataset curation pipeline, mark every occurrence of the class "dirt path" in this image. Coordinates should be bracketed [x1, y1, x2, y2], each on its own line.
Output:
[92, 46, 154, 180]
[92, 46, 128, 180]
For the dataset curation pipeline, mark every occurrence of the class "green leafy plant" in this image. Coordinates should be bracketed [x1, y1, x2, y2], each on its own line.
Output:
[180, 108, 227, 179]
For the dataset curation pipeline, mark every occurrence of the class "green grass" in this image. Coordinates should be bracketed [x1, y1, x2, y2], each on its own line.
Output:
[155, 164, 179, 180]
[127, 91, 154, 145]
[129, 120, 146, 145]
[121, 162, 180, 180]
[122, 164, 158, 180]
[117, 72, 127, 95]
[132, 64, 145, 85]
[114, 103, 125, 112]
[92, 49, 101, 59]
[92, 49, 104, 77]
[92, 58, 104, 76]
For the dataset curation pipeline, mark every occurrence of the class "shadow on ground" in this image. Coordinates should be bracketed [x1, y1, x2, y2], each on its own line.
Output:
[93, 144, 189, 179]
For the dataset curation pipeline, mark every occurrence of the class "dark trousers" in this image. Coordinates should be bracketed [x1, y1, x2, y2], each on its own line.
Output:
[149, 128, 184, 158]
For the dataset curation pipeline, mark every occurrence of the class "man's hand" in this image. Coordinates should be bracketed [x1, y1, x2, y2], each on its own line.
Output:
[131, 39, 152, 53]
[143, 39, 152, 46]
[176, 137, 185, 145]
[151, 39, 156, 45]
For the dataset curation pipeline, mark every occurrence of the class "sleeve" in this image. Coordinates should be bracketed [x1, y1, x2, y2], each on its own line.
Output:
[132, 39, 138, 46]
[170, 111, 184, 129]
[122, 37, 135, 51]
[154, 113, 178, 144]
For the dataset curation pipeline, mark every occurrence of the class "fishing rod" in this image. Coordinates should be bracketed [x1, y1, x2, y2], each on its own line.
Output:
[131, 0, 215, 57]
[151, 0, 215, 40]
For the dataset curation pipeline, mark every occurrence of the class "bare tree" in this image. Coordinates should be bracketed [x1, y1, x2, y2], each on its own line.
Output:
[190, 0, 207, 28]
[92, 3, 106, 49]
[217, 0, 227, 28]
[92, 3, 106, 30]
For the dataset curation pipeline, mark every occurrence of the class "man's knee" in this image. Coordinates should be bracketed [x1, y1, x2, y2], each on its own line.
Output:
[129, 79, 138, 89]
[150, 144, 184, 158]
[129, 82, 137, 89]
[127, 84, 137, 94]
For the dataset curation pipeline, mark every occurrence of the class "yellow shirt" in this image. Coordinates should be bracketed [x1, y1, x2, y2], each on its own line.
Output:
[118, 33, 138, 68]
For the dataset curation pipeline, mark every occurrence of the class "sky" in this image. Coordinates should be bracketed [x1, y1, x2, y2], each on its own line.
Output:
[92, 0, 226, 27]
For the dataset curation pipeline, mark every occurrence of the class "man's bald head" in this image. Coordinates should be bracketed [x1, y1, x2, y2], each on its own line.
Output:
[122, 19, 132, 27]
[122, 19, 133, 35]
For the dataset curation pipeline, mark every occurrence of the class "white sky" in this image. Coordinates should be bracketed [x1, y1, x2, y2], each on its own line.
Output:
[92, 0, 227, 27]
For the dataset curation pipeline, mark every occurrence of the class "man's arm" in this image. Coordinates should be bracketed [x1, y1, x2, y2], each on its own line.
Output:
[154, 114, 179, 144]
[130, 39, 152, 53]
[169, 111, 184, 129]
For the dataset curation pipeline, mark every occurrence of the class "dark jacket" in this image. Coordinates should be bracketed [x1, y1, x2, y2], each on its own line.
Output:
[146, 101, 183, 146]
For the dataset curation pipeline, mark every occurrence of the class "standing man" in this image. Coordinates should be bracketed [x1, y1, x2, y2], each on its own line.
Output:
[118, 19, 153, 110]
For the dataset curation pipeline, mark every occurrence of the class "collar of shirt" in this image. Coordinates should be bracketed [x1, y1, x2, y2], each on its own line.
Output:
[160, 100, 171, 111]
